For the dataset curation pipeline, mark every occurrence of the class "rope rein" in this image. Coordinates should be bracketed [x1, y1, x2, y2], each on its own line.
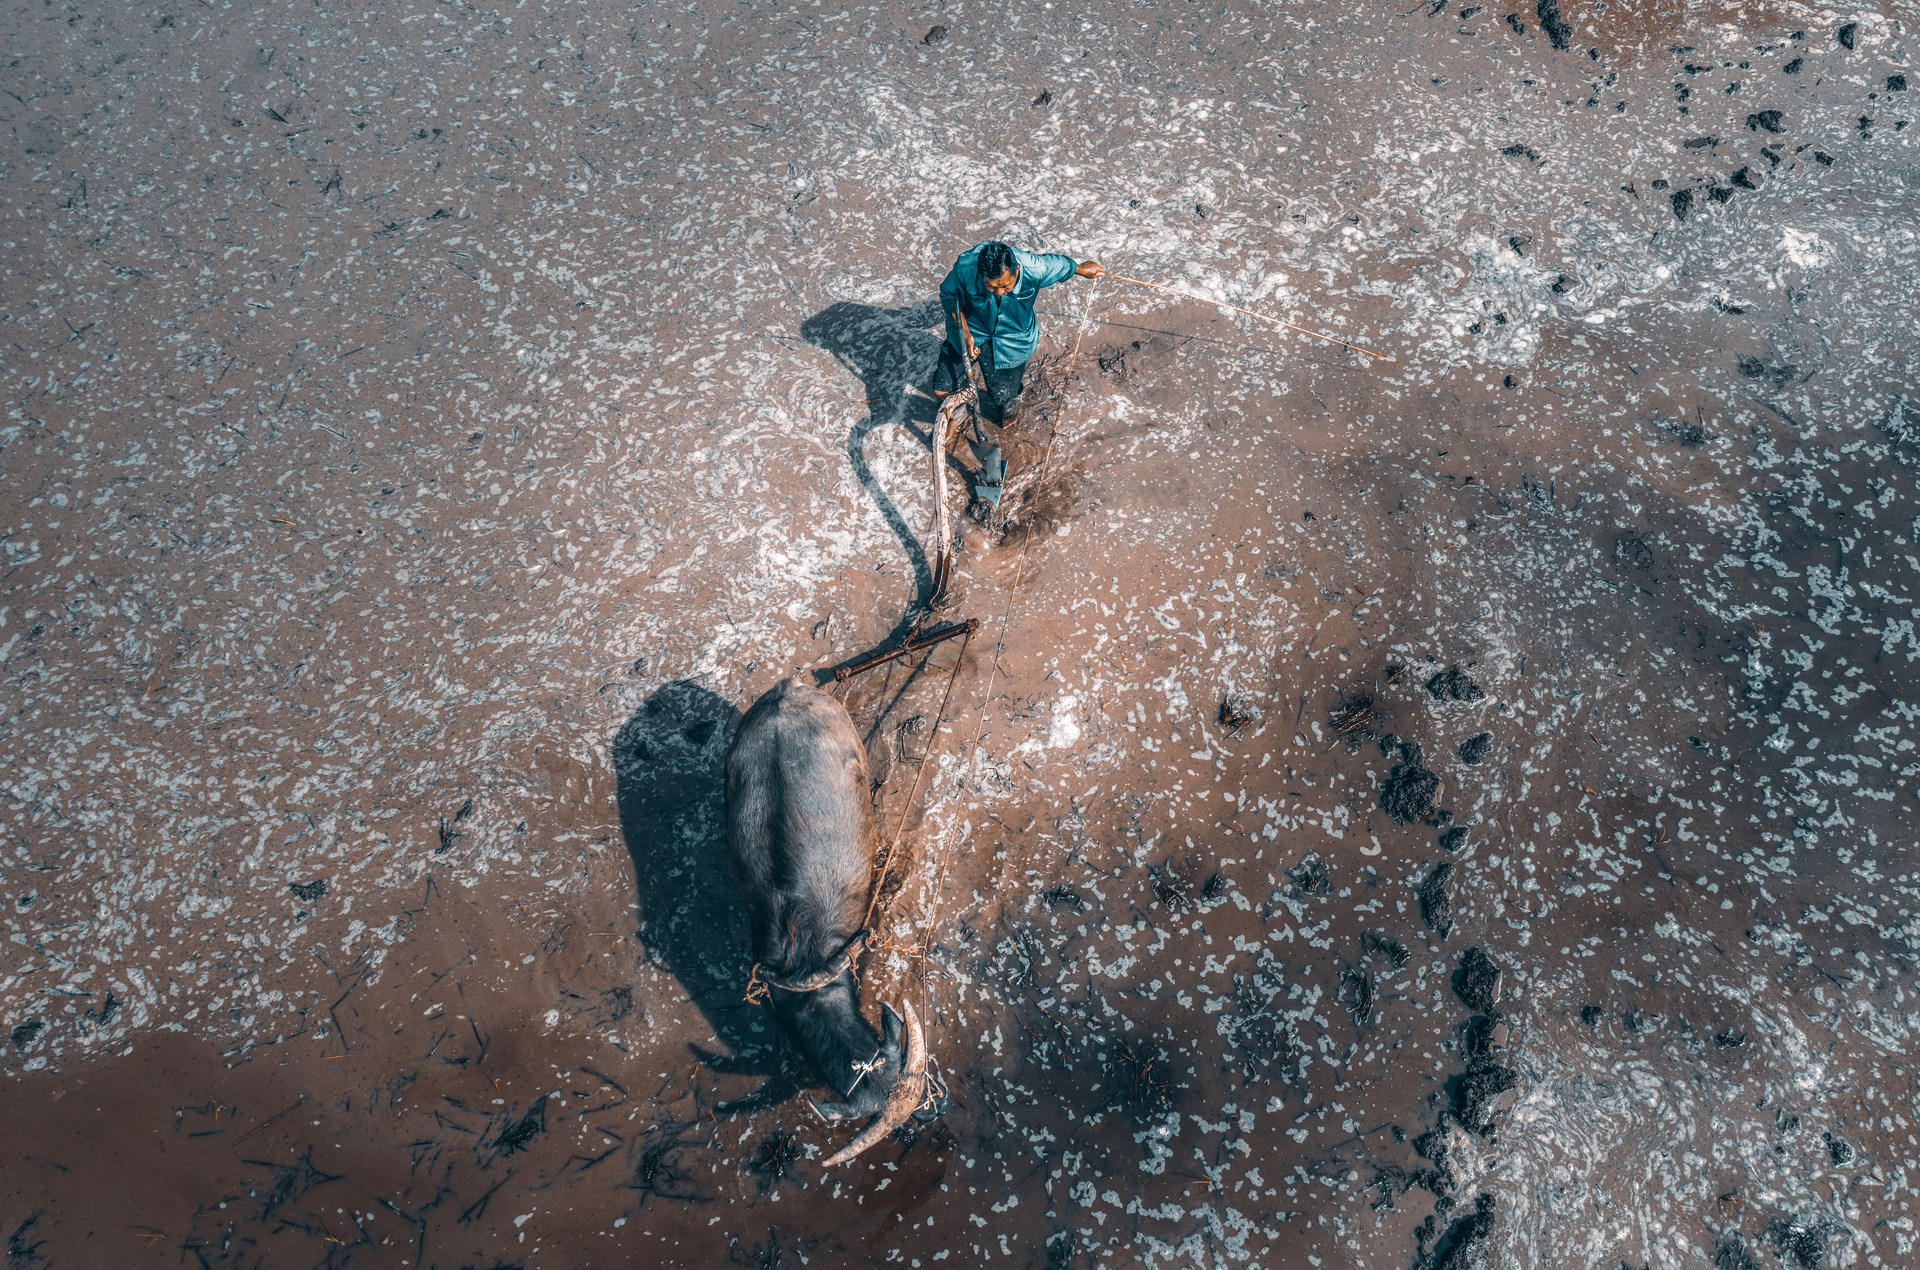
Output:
[970, 274, 1102, 751]
[1108, 273, 1397, 363]
[864, 623, 974, 938]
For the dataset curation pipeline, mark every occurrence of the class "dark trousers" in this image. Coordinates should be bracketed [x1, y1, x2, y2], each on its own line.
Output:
[932, 340, 1027, 426]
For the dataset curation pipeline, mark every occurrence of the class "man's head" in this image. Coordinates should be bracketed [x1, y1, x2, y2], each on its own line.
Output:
[976, 242, 1018, 295]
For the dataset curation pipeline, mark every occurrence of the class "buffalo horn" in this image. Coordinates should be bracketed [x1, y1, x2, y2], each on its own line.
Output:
[822, 1000, 928, 1167]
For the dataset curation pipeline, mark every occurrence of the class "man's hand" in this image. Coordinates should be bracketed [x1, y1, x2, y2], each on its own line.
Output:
[1076, 260, 1106, 279]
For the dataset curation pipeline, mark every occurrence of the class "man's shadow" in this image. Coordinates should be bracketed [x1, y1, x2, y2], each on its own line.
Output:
[611, 681, 779, 1078]
[801, 298, 974, 626]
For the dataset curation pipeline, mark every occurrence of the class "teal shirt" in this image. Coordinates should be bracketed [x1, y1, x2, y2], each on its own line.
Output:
[939, 243, 1079, 367]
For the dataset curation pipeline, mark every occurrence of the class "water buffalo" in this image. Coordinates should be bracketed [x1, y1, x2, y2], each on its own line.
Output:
[724, 675, 940, 1165]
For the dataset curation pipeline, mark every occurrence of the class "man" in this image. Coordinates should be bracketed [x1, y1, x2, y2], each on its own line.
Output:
[932, 241, 1103, 510]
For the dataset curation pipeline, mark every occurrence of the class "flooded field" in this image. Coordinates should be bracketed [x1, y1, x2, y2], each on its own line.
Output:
[2, 0, 1917, 1266]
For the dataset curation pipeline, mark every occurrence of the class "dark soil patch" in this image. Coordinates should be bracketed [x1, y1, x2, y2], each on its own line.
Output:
[1103, 1040, 1175, 1119]
[1534, 0, 1571, 49]
[1382, 746, 1439, 823]
[1454, 946, 1504, 1013]
[85, 992, 120, 1030]
[1418, 862, 1455, 939]
[1431, 1193, 1499, 1270]
[1767, 1215, 1828, 1268]
[1425, 665, 1485, 702]
[1453, 1063, 1518, 1134]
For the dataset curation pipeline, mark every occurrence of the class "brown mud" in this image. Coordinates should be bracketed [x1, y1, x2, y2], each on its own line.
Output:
[4, 1, 1918, 1268]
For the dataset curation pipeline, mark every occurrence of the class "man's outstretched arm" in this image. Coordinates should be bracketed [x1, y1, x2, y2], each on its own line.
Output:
[1020, 251, 1103, 288]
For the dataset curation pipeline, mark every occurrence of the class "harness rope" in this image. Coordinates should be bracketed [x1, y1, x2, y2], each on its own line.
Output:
[1108, 273, 1397, 362]
[970, 276, 1103, 748]
[864, 623, 973, 936]
[743, 929, 868, 1005]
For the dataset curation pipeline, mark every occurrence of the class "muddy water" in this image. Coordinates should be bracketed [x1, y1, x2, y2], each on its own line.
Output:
[3, 0, 1917, 1267]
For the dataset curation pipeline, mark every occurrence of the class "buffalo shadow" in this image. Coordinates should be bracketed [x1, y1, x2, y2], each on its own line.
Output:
[612, 680, 778, 1075]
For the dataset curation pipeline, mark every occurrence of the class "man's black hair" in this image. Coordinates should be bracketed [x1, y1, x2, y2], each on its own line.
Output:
[976, 242, 1017, 282]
